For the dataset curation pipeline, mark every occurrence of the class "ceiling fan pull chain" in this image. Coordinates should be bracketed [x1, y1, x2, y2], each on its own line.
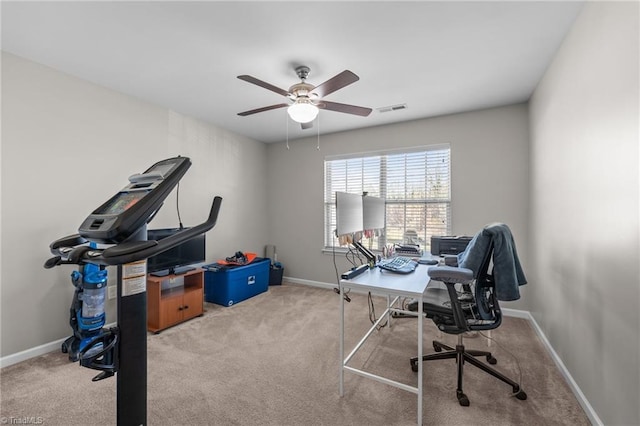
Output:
[317, 113, 320, 150]
[286, 111, 290, 150]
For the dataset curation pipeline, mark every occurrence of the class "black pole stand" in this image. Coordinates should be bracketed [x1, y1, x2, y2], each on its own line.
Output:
[116, 226, 148, 426]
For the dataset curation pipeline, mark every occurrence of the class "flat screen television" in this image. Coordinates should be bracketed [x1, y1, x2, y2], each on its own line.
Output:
[146, 228, 206, 276]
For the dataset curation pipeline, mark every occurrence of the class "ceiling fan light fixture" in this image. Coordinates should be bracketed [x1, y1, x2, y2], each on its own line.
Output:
[287, 97, 319, 123]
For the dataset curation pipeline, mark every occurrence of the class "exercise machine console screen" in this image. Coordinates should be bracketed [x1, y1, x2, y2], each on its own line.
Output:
[78, 156, 191, 243]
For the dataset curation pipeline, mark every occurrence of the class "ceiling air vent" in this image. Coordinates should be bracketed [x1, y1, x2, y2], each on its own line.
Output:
[377, 103, 407, 113]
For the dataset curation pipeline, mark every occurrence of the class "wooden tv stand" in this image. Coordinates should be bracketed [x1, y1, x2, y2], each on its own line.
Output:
[147, 269, 204, 333]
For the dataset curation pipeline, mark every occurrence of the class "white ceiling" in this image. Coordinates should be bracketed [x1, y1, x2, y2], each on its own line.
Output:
[1, 1, 584, 144]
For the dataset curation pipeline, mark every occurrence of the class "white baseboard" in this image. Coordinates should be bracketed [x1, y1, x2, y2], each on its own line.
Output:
[287, 277, 603, 426]
[521, 310, 603, 426]
[0, 322, 117, 369]
[500, 307, 531, 319]
[0, 337, 68, 369]
[284, 276, 336, 290]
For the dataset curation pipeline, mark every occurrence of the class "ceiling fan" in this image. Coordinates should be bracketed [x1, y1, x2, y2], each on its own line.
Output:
[237, 66, 372, 129]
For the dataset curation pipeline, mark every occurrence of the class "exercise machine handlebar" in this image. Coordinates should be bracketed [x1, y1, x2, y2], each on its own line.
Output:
[45, 196, 222, 268]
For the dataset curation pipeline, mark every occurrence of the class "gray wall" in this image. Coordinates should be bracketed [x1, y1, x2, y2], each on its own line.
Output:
[529, 2, 639, 425]
[266, 104, 531, 310]
[1, 52, 269, 357]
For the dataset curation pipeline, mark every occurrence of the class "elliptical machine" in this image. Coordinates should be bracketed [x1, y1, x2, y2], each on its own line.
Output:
[45, 156, 222, 426]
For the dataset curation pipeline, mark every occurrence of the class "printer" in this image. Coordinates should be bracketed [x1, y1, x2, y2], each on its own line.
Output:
[430, 235, 473, 256]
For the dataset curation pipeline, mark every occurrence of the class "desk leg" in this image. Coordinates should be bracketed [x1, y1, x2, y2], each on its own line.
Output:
[339, 281, 344, 397]
[417, 294, 423, 426]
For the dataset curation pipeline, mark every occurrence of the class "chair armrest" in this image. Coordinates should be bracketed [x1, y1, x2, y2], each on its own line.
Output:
[427, 266, 474, 332]
[428, 266, 474, 284]
[443, 255, 459, 267]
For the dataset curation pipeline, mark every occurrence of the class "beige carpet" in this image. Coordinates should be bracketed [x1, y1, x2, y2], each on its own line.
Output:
[1, 282, 589, 425]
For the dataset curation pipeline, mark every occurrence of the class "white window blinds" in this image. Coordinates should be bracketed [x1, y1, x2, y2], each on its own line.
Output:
[324, 145, 451, 251]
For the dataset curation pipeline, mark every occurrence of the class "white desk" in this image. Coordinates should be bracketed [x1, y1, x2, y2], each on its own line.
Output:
[339, 265, 432, 426]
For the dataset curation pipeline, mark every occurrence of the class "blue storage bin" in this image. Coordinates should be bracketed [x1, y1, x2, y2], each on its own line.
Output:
[204, 258, 270, 306]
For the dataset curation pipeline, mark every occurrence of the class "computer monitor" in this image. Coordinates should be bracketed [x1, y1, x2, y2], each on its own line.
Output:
[335, 192, 364, 236]
[363, 195, 385, 230]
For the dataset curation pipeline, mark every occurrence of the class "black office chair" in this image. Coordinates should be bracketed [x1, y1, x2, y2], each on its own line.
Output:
[409, 225, 527, 407]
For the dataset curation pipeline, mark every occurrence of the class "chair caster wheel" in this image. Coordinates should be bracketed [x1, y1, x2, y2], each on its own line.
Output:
[456, 391, 470, 407]
[486, 355, 497, 365]
[61, 343, 68, 354]
[410, 359, 419, 372]
[514, 388, 527, 400]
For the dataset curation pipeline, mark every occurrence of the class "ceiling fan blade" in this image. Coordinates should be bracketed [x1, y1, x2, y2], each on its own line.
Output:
[237, 75, 290, 97]
[301, 121, 313, 130]
[311, 70, 359, 98]
[238, 103, 288, 116]
[318, 101, 372, 117]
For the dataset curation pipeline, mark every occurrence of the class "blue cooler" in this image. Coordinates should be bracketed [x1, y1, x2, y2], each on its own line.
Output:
[204, 258, 270, 306]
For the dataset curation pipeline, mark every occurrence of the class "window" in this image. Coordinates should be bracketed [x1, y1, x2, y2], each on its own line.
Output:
[324, 145, 451, 251]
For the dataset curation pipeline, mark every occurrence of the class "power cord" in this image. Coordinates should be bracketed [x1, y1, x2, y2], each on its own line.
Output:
[176, 181, 184, 229]
[334, 287, 351, 303]
[478, 330, 524, 396]
[368, 292, 387, 330]
[390, 297, 417, 319]
[345, 245, 363, 267]
[332, 237, 350, 303]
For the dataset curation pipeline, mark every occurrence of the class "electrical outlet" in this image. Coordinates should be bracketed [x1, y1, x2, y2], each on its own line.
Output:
[108, 285, 117, 300]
